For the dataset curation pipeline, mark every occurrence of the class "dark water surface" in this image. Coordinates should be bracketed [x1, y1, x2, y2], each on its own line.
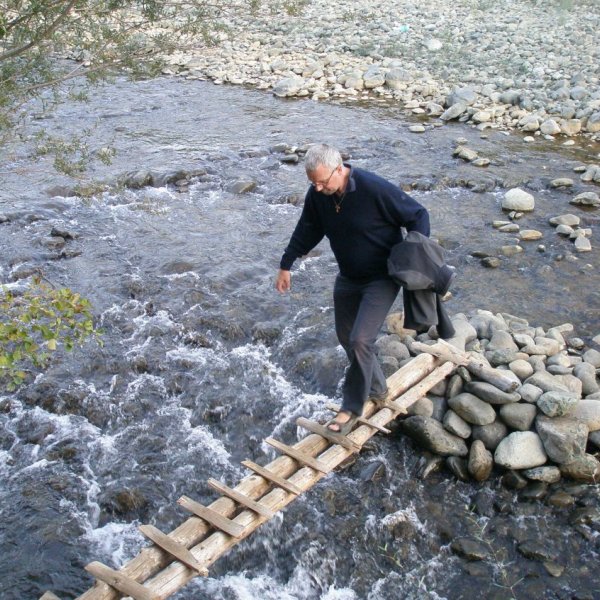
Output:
[0, 78, 599, 599]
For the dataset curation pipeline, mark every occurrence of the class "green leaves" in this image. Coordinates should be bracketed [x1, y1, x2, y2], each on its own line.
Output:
[0, 278, 102, 390]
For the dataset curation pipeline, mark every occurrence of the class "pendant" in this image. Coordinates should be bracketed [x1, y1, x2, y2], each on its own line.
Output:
[335, 205, 341, 213]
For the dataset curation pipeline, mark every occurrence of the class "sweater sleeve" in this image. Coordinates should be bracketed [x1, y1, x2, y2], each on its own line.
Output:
[279, 193, 325, 270]
[382, 185, 430, 238]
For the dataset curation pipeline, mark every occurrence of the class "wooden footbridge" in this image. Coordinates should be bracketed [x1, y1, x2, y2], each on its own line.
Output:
[41, 345, 507, 600]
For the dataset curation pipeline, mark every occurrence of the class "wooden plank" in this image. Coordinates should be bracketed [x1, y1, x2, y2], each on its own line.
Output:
[84, 562, 158, 600]
[40, 593, 62, 600]
[139, 524, 208, 576]
[241, 460, 302, 495]
[296, 417, 361, 451]
[265, 437, 330, 473]
[207, 479, 275, 519]
[177, 496, 245, 538]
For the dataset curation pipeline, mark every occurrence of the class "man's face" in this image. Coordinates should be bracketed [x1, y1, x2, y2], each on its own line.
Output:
[308, 164, 340, 195]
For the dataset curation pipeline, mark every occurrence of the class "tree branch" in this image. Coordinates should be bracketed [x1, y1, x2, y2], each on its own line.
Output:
[0, 0, 80, 63]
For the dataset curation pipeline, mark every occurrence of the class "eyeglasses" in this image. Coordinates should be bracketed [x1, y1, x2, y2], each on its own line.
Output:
[311, 166, 338, 189]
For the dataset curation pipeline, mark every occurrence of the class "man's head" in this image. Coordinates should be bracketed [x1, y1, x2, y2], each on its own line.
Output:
[305, 144, 344, 195]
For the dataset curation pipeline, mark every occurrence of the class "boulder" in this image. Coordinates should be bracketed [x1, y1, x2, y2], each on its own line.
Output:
[468, 440, 493, 481]
[502, 188, 535, 212]
[471, 421, 508, 451]
[525, 372, 569, 393]
[465, 381, 521, 405]
[448, 393, 496, 425]
[499, 403, 537, 431]
[535, 415, 588, 464]
[494, 432, 547, 469]
[536, 391, 579, 417]
[522, 466, 561, 483]
[569, 399, 600, 431]
[559, 454, 600, 483]
[400, 416, 468, 456]
[443, 410, 472, 439]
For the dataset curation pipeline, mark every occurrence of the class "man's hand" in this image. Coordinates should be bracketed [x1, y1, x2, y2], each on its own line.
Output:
[275, 269, 291, 293]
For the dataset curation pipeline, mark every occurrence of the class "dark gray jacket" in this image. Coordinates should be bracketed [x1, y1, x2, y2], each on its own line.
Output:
[387, 231, 456, 339]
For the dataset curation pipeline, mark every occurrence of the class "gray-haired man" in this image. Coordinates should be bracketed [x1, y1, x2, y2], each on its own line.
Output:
[275, 144, 430, 433]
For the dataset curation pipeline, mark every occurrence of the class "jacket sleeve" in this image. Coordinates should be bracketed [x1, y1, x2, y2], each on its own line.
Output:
[279, 193, 325, 270]
[381, 185, 430, 238]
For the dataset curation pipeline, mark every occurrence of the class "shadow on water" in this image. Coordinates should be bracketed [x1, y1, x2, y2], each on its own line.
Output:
[0, 78, 599, 599]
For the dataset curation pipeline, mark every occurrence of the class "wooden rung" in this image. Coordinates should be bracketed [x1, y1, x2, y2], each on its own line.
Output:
[296, 417, 361, 451]
[177, 496, 245, 538]
[241, 460, 302, 495]
[326, 403, 342, 413]
[356, 416, 391, 434]
[207, 478, 275, 519]
[265, 437, 330, 473]
[40, 593, 62, 600]
[373, 400, 403, 413]
[139, 524, 208, 576]
[85, 561, 158, 600]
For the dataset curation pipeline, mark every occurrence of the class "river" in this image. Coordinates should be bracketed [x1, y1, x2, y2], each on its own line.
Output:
[0, 77, 599, 599]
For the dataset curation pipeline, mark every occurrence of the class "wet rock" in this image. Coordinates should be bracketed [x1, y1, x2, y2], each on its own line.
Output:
[535, 415, 588, 464]
[546, 490, 575, 508]
[536, 390, 579, 417]
[502, 188, 534, 211]
[400, 416, 468, 456]
[502, 470, 528, 490]
[481, 256, 501, 268]
[445, 374, 463, 399]
[272, 76, 304, 97]
[161, 260, 195, 275]
[102, 488, 149, 517]
[443, 409, 472, 438]
[499, 403, 537, 430]
[518, 539, 557, 561]
[471, 420, 508, 451]
[494, 431, 547, 469]
[450, 537, 490, 560]
[228, 179, 257, 194]
[251, 322, 282, 346]
[589, 430, 600, 449]
[448, 392, 496, 425]
[416, 454, 444, 479]
[446, 456, 470, 481]
[359, 460, 386, 482]
[569, 506, 600, 528]
[465, 381, 520, 405]
[570, 191, 600, 207]
[523, 466, 561, 483]
[559, 454, 600, 482]
[407, 396, 434, 417]
[122, 169, 153, 188]
[519, 481, 548, 501]
[468, 440, 493, 481]
[543, 562, 565, 578]
[569, 399, 600, 431]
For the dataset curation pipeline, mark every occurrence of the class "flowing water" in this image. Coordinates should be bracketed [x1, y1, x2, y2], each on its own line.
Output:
[0, 78, 599, 600]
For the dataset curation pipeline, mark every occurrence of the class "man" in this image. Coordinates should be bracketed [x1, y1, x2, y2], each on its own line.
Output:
[275, 144, 430, 434]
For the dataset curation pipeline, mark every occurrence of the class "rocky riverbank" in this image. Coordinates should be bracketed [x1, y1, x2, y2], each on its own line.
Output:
[377, 309, 600, 488]
[161, 0, 600, 142]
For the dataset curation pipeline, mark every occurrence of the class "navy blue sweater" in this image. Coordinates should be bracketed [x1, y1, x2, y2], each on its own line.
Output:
[280, 165, 430, 281]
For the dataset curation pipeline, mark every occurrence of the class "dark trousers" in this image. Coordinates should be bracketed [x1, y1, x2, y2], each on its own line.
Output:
[333, 275, 400, 415]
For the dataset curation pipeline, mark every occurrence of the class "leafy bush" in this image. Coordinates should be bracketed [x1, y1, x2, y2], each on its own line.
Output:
[0, 278, 102, 390]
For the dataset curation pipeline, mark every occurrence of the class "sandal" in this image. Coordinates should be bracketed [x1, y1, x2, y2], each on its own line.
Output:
[326, 411, 358, 436]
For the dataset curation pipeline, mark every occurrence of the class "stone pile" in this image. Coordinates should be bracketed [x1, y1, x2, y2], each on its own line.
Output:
[378, 310, 600, 485]
[159, 0, 600, 141]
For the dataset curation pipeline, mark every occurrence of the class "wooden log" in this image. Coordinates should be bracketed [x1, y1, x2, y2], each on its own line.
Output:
[139, 525, 208, 576]
[296, 417, 362, 451]
[412, 339, 519, 393]
[84, 562, 159, 600]
[75, 353, 438, 600]
[207, 479, 276, 519]
[241, 460, 302, 495]
[40, 593, 62, 600]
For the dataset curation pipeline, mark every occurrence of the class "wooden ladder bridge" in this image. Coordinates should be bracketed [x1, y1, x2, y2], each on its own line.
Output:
[41, 343, 515, 600]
